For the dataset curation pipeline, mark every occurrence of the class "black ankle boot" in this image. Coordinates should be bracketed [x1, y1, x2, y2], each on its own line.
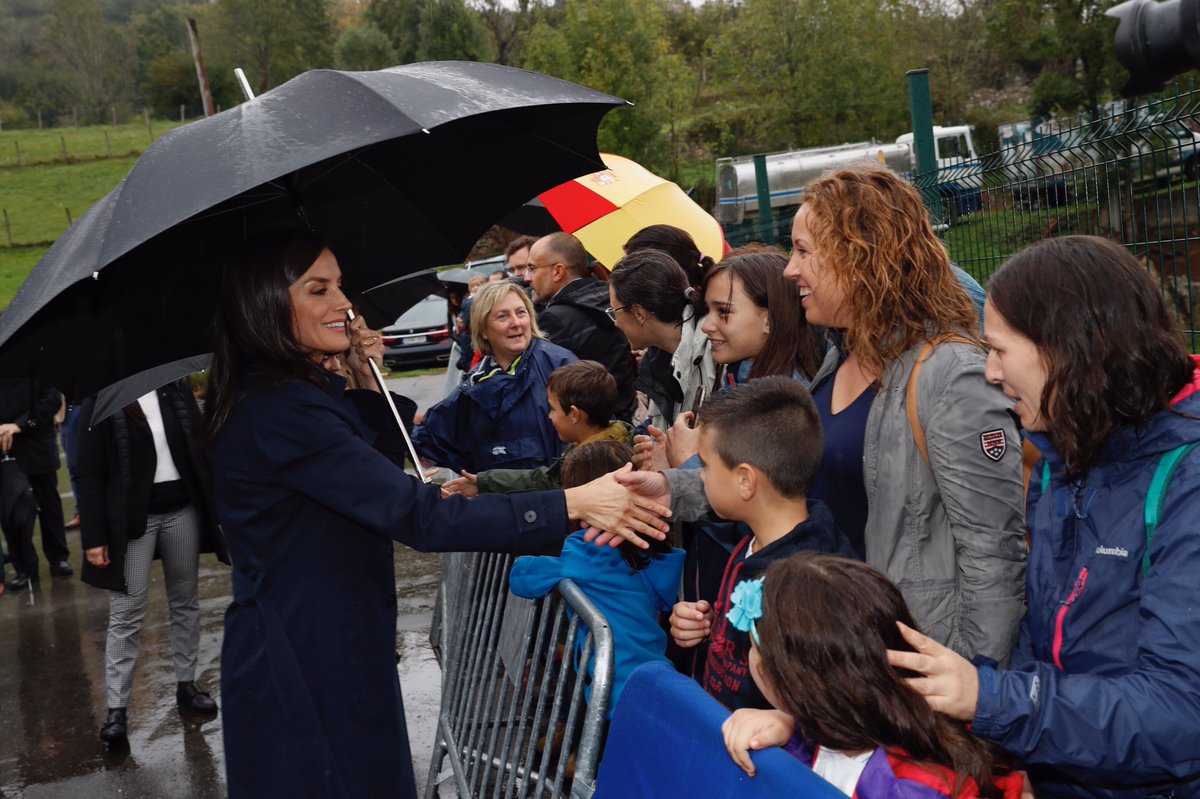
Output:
[176, 681, 218, 714]
[100, 708, 128, 742]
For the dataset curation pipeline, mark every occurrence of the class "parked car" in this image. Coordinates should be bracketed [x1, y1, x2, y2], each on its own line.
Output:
[381, 294, 452, 369]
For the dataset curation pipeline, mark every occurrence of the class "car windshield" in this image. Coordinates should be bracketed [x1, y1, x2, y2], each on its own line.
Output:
[389, 295, 446, 329]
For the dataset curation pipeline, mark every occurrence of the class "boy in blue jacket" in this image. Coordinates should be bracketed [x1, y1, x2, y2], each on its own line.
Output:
[668, 376, 851, 710]
[509, 440, 685, 717]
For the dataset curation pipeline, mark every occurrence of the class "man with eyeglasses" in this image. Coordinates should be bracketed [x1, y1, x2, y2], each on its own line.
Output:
[524, 233, 637, 421]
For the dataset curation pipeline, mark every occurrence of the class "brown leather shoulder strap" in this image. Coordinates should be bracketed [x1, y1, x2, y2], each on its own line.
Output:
[906, 334, 980, 466]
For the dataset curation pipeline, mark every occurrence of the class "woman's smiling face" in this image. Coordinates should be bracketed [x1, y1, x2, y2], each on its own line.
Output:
[485, 289, 532, 366]
[783, 205, 850, 329]
[701, 270, 770, 365]
[289, 248, 352, 359]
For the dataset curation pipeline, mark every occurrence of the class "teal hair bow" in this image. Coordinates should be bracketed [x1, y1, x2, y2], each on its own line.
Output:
[726, 576, 765, 646]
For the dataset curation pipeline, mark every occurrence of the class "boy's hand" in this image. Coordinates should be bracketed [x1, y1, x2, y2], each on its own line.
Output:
[632, 426, 670, 472]
[441, 470, 479, 498]
[670, 600, 713, 647]
[721, 709, 795, 777]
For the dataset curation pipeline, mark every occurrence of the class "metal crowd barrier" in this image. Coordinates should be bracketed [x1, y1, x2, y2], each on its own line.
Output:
[424, 551, 615, 799]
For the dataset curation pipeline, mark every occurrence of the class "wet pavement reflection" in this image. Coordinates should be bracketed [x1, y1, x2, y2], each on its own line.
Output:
[0, 374, 449, 799]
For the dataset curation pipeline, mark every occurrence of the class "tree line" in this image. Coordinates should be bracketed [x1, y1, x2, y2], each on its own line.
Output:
[0, 0, 1133, 189]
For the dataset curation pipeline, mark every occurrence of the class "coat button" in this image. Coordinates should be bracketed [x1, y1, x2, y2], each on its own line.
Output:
[524, 510, 537, 523]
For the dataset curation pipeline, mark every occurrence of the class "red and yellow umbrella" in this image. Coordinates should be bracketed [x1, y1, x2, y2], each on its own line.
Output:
[537, 153, 727, 269]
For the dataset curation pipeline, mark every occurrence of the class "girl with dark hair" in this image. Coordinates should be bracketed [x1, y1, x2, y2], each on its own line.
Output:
[623, 223, 715, 289]
[721, 554, 1020, 799]
[204, 229, 671, 799]
[642, 247, 826, 470]
[892, 235, 1200, 798]
[702, 248, 823, 384]
[607, 249, 717, 433]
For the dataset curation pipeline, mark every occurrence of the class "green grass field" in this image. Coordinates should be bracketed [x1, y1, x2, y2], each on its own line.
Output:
[0, 121, 183, 168]
[0, 122, 188, 308]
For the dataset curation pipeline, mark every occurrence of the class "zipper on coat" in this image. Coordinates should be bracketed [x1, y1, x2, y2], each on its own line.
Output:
[1052, 567, 1089, 669]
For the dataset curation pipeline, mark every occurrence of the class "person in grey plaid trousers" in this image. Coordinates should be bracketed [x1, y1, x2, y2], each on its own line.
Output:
[76, 381, 229, 744]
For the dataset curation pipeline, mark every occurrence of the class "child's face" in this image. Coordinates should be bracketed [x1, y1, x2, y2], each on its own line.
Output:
[748, 638, 784, 710]
[547, 388, 579, 443]
[698, 426, 743, 521]
[701, 270, 770, 365]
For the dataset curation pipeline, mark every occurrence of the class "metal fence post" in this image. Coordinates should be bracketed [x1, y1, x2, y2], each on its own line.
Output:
[907, 68, 942, 226]
[752, 154, 773, 245]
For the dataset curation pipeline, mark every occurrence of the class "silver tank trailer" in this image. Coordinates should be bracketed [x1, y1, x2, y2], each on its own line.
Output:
[716, 141, 912, 225]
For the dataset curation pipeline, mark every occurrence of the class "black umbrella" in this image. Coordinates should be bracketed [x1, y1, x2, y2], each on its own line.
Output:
[355, 270, 447, 330]
[498, 196, 561, 236]
[0, 62, 625, 402]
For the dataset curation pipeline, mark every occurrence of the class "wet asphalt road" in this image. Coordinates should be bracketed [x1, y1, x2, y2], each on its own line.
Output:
[0, 374, 449, 799]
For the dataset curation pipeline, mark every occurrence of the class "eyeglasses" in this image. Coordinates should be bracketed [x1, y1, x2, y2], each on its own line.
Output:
[605, 305, 629, 322]
[524, 261, 555, 274]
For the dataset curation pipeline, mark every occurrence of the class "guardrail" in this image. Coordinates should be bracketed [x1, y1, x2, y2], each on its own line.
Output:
[424, 551, 614, 799]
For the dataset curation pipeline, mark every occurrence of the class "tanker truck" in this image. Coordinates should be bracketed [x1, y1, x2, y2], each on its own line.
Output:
[714, 125, 983, 244]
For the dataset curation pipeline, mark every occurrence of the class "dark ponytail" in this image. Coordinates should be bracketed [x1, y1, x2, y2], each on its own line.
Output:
[623, 224, 711, 289]
[611, 249, 706, 325]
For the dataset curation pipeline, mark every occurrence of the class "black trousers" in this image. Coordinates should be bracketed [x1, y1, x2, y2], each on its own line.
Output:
[28, 471, 69, 566]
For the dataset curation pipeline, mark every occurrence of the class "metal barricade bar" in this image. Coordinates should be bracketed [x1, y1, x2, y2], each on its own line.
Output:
[425, 555, 614, 799]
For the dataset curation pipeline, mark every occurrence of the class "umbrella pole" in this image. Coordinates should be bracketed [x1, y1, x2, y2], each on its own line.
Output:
[347, 310, 430, 484]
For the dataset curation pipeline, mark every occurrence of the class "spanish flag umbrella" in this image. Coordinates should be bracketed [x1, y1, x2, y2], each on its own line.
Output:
[536, 153, 727, 269]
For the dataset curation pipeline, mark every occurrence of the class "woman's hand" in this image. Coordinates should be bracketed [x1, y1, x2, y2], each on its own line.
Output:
[721, 708, 795, 777]
[632, 426, 670, 472]
[886, 621, 979, 721]
[441, 470, 479, 498]
[0, 422, 21, 452]
[669, 600, 712, 648]
[563, 463, 671, 548]
[346, 316, 384, 391]
[582, 468, 673, 547]
[86, 546, 110, 569]
[665, 413, 700, 467]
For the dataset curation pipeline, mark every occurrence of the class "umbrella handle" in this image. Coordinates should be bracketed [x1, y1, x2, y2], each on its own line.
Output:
[347, 309, 430, 485]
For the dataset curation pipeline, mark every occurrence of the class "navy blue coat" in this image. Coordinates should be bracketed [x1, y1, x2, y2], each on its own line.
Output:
[412, 337, 575, 473]
[972, 386, 1200, 798]
[209, 375, 569, 799]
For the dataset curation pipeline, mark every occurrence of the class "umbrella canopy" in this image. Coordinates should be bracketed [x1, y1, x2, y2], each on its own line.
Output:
[0, 62, 625, 402]
[536, 153, 727, 269]
[355, 270, 447, 330]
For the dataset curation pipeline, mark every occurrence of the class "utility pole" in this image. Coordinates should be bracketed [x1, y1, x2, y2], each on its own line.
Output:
[187, 17, 215, 118]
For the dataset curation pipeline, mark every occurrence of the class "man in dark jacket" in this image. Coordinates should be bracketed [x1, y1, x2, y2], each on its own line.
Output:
[525, 232, 637, 420]
[0, 377, 71, 587]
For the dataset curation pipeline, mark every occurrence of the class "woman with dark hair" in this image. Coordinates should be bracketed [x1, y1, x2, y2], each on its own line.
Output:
[204, 229, 670, 799]
[641, 248, 825, 469]
[629, 164, 1026, 664]
[623, 223, 714, 289]
[891, 235, 1200, 798]
[607, 248, 717, 433]
[721, 554, 1019, 799]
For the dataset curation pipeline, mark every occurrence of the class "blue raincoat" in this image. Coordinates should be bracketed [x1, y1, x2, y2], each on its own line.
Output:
[972, 385, 1200, 798]
[509, 532, 685, 715]
[411, 337, 576, 473]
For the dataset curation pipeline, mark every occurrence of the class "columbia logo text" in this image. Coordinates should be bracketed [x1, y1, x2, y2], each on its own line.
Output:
[1094, 545, 1129, 558]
